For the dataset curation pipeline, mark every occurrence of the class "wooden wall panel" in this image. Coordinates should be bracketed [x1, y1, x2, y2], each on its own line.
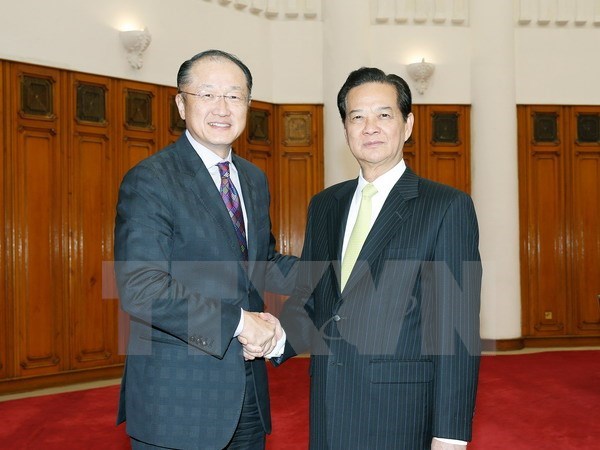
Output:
[68, 73, 120, 369]
[422, 105, 470, 193]
[570, 107, 600, 333]
[161, 87, 184, 147]
[528, 149, 568, 333]
[408, 105, 470, 193]
[241, 101, 276, 229]
[520, 106, 568, 335]
[519, 105, 600, 342]
[117, 81, 160, 177]
[402, 105, 421, 173]
[0, 61, 6, 380]
[0, 58, 325, 392]
[276, 104, 323, 256]
[10, 64, 66, 376]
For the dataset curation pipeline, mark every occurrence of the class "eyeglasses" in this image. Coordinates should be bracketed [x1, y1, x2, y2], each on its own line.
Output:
[178, 90, 249, 105]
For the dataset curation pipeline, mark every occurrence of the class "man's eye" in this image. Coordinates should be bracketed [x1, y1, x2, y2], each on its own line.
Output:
[201, 93, 215, 100]
[227, 94, 241, 101]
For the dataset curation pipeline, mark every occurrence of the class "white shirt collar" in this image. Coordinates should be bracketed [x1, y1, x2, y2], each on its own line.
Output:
[185, 130, 232, 169]
[357, 159, 407, 198]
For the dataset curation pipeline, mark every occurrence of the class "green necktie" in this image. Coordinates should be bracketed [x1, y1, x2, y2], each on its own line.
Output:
[340, 183, 378, 290]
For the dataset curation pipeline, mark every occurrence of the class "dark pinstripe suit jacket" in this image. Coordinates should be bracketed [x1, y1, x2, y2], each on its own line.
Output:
[114, 135, 296, 449]
[277, 167, 481, 450]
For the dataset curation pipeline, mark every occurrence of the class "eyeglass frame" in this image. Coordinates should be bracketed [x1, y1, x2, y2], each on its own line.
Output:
[178, 90, 251, 105]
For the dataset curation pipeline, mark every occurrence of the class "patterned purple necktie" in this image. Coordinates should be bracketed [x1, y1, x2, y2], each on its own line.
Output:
[217, 162, 248, 260]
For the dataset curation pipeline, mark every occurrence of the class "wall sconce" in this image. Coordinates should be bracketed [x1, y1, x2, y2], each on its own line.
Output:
[119, 27, 152, 69]
[406, 58, 435, 95]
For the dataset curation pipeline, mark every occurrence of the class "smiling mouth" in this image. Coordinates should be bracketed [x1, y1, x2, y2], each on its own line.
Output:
[208, 122, 231, 128]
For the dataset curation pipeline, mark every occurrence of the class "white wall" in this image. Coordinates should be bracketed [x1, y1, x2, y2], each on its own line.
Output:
[515, 27, 600, 104]
[2, 0, 599, 342]
[0, 0, 322, 102]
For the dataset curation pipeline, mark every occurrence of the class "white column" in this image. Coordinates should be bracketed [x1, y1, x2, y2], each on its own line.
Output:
[322, 0, 372, 186]
[470, 1, 522, 341]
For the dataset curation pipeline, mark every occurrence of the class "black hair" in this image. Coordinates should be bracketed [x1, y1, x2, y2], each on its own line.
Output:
[336, 67, 412, 121]
[176, 49, 253, 95]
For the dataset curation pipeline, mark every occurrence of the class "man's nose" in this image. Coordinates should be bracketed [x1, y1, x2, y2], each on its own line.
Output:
[362, 117, 380, 134]
[212, 96, 230, 114]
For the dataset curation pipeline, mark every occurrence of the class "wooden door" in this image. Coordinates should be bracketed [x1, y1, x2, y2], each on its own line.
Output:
[67, 72, 121, 369]
[9, 63, 67, 377]
[409, 105, 471, 193]
[116, 80, 160, 178]
[569, 107, 600, 334]
[275, 104, 324, 257]
[0, 61, 6, 380]
[518, 106, 568, 336]
[161, 86, 185, 147]
[518, 105, 600, 340]
[238, 100, 277, 230]
[421, 105, 470, 193]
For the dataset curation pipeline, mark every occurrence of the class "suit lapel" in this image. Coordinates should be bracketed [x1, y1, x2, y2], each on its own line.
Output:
[233, 154, 259, 274]
[328, 180, 358, 295]
[331, 180, 357, 261]
[341, 167, 420, 294]
[176, 137, 245, 263]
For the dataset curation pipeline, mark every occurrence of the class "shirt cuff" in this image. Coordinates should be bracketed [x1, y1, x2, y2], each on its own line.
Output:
[265, 329, 286, 359]
[434, 437, 467, 446]
[234, 308, 244, 337]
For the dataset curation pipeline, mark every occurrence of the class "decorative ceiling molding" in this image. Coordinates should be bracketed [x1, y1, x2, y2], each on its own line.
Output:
[371, 0, 600, 28]
[201, 0, 322, 21]
[517, 0, 600, 27]
[372, 0, 469, 26]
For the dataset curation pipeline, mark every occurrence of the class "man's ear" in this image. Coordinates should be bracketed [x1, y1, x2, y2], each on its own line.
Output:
[403, 112, 415, 143]
[175, 93, 186, 121]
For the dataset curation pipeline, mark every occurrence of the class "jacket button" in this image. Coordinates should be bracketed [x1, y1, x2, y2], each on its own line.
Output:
[332, 314, 341, 322]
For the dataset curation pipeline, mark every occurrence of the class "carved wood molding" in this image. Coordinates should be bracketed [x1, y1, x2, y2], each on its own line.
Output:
[282, 111, 312, 146]
[20, 74, 55, 120]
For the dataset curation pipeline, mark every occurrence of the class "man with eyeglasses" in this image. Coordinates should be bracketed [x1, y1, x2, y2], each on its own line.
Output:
[114, 49, 297, 450]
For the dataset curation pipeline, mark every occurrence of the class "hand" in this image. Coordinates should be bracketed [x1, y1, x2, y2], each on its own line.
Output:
[238, 311, 277, 358]
[258, 312, 283, 341]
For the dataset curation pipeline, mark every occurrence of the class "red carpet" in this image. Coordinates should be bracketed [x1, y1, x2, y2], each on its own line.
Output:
[0, 351, 598, 449]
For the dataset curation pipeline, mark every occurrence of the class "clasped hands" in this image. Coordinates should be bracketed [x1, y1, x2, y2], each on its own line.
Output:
[237, 311, 283, 360]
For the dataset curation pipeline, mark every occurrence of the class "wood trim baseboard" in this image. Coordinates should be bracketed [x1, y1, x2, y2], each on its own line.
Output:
[483, 336, 600, 352]
[522, 335, 600, 348]
[0, 365, 124, 396]
[482, 338, 525, 352]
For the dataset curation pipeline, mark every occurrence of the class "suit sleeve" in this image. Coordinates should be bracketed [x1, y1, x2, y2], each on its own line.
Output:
[271, 198, 324, 365]
[114, 163, 241, 359]
[422, 192, 482, 441]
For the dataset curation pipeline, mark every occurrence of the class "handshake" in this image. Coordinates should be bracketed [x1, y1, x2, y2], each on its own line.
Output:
[237, 311, 284, 360]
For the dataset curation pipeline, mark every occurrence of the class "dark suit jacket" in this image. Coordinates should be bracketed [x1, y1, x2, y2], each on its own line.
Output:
[277, 167, 482, 450]
[114, 135, 297, 449]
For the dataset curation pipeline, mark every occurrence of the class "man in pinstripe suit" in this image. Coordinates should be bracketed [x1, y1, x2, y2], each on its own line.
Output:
[275, 67, 482, 449]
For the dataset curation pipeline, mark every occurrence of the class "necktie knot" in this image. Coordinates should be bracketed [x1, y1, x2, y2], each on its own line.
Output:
[217, 161, 230, 178]
[362, 183, 378, 199]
